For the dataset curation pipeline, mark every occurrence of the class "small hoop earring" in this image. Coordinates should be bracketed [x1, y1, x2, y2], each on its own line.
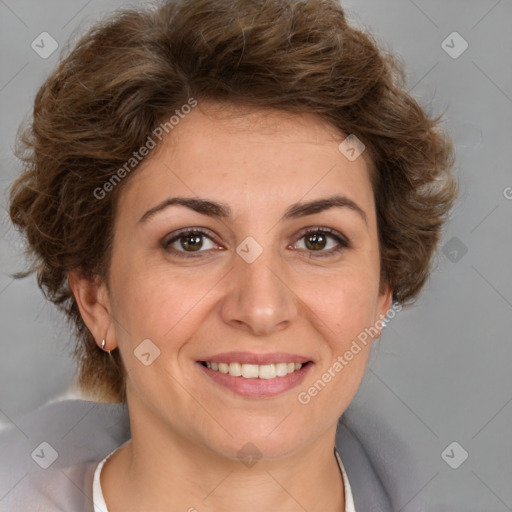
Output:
[101, 338, 111, 355]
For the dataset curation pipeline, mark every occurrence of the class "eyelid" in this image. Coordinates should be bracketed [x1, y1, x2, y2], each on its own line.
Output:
[290, 226, 350, 258]
[161, 227, 220, 250]
[295, 226, 350, 247]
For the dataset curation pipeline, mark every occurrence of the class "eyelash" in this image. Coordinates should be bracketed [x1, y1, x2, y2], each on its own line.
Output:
[162, 227, 350, 259]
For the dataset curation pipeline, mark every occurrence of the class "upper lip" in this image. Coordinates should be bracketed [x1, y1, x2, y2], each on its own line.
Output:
[199, 351, 311, 365]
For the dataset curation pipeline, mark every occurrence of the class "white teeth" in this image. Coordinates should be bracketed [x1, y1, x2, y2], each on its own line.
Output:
[204, 361, 305, 379]
[229, 362, 242, 377]
[241, 364, 259, 378]
[259, 364, 276, 379]
[275, 363, 288, 377]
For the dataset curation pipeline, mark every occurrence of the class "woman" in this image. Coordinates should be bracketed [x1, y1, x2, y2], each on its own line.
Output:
[1, 0, 457, 510]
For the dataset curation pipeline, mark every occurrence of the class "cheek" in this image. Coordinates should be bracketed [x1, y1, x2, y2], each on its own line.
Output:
[109, 257, 221, 348]
[300, 263, 381, 344]
[296, 273, 378, 414]
[111, 253, 380, 341]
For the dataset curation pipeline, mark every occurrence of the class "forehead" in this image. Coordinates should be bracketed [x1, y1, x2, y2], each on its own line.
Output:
[118, 103, 375, 223]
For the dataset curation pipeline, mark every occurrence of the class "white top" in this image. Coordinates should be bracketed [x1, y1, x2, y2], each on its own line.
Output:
[93, 445, 356, 512]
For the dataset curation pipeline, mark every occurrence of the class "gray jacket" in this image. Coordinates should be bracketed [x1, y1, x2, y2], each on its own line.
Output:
[0, 399, 392, 511]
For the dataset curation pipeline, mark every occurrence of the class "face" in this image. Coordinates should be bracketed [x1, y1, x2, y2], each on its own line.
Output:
[84, 103, 392, 460]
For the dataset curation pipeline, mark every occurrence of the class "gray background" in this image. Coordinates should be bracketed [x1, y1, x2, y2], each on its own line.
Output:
[1, 0, 511, 510]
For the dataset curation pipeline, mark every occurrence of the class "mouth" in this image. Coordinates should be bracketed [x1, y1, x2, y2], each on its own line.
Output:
[196, 355, 313, 398]
[199, 361, 308, 379]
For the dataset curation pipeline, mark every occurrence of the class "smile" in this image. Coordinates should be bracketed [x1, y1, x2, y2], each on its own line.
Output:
[197, 357, 313, 398]
[201, 361, 304, 379]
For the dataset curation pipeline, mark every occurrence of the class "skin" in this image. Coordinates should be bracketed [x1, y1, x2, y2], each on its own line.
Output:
[70, 102, 392, 512]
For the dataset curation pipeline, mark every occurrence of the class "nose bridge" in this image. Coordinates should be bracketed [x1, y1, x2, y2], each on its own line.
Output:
[220, 239, 297, 335]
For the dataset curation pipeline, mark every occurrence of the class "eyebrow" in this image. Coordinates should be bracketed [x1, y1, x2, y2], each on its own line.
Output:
[138, 194, 367, 225]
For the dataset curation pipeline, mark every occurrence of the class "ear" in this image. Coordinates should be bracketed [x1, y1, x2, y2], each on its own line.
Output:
[68, 271, 116, 351]
[374, 285, 394, 339]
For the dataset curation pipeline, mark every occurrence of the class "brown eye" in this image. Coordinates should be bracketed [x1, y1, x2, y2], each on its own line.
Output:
[294, 228, 349, 257]
[179, 232, 204, 251]
[304, 232, 328, 251]
[162, 228, 219, 258]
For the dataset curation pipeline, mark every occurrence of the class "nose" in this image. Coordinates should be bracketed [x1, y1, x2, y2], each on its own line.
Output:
[219, 247, 299, 337]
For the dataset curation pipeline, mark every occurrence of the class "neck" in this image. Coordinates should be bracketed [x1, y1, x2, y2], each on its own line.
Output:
[101, 412, 345, 512]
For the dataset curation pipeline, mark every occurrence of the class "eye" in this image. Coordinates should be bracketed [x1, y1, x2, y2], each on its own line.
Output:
[292, 227, 350, 257]
[162, 228, 220, 258]
[162, 226, 350, 259]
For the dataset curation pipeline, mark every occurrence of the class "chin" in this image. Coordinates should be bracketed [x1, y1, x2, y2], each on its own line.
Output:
[200, 420, 315, 463]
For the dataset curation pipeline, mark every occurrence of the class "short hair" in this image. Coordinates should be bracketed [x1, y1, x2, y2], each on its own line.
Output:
[8, 0, 457, 402]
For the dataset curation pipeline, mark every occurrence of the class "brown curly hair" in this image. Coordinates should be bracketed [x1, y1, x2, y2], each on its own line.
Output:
[8, 0, 457, 403]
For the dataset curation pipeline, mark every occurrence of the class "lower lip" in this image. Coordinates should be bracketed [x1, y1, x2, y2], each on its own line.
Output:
[196, 362, 313, 398]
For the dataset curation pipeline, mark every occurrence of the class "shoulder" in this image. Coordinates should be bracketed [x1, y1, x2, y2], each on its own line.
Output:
[0, 399, 130, 512]
[336, 409, 422, 512]
[1, 399, 403, 511]
[336, 416, 393, 512]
